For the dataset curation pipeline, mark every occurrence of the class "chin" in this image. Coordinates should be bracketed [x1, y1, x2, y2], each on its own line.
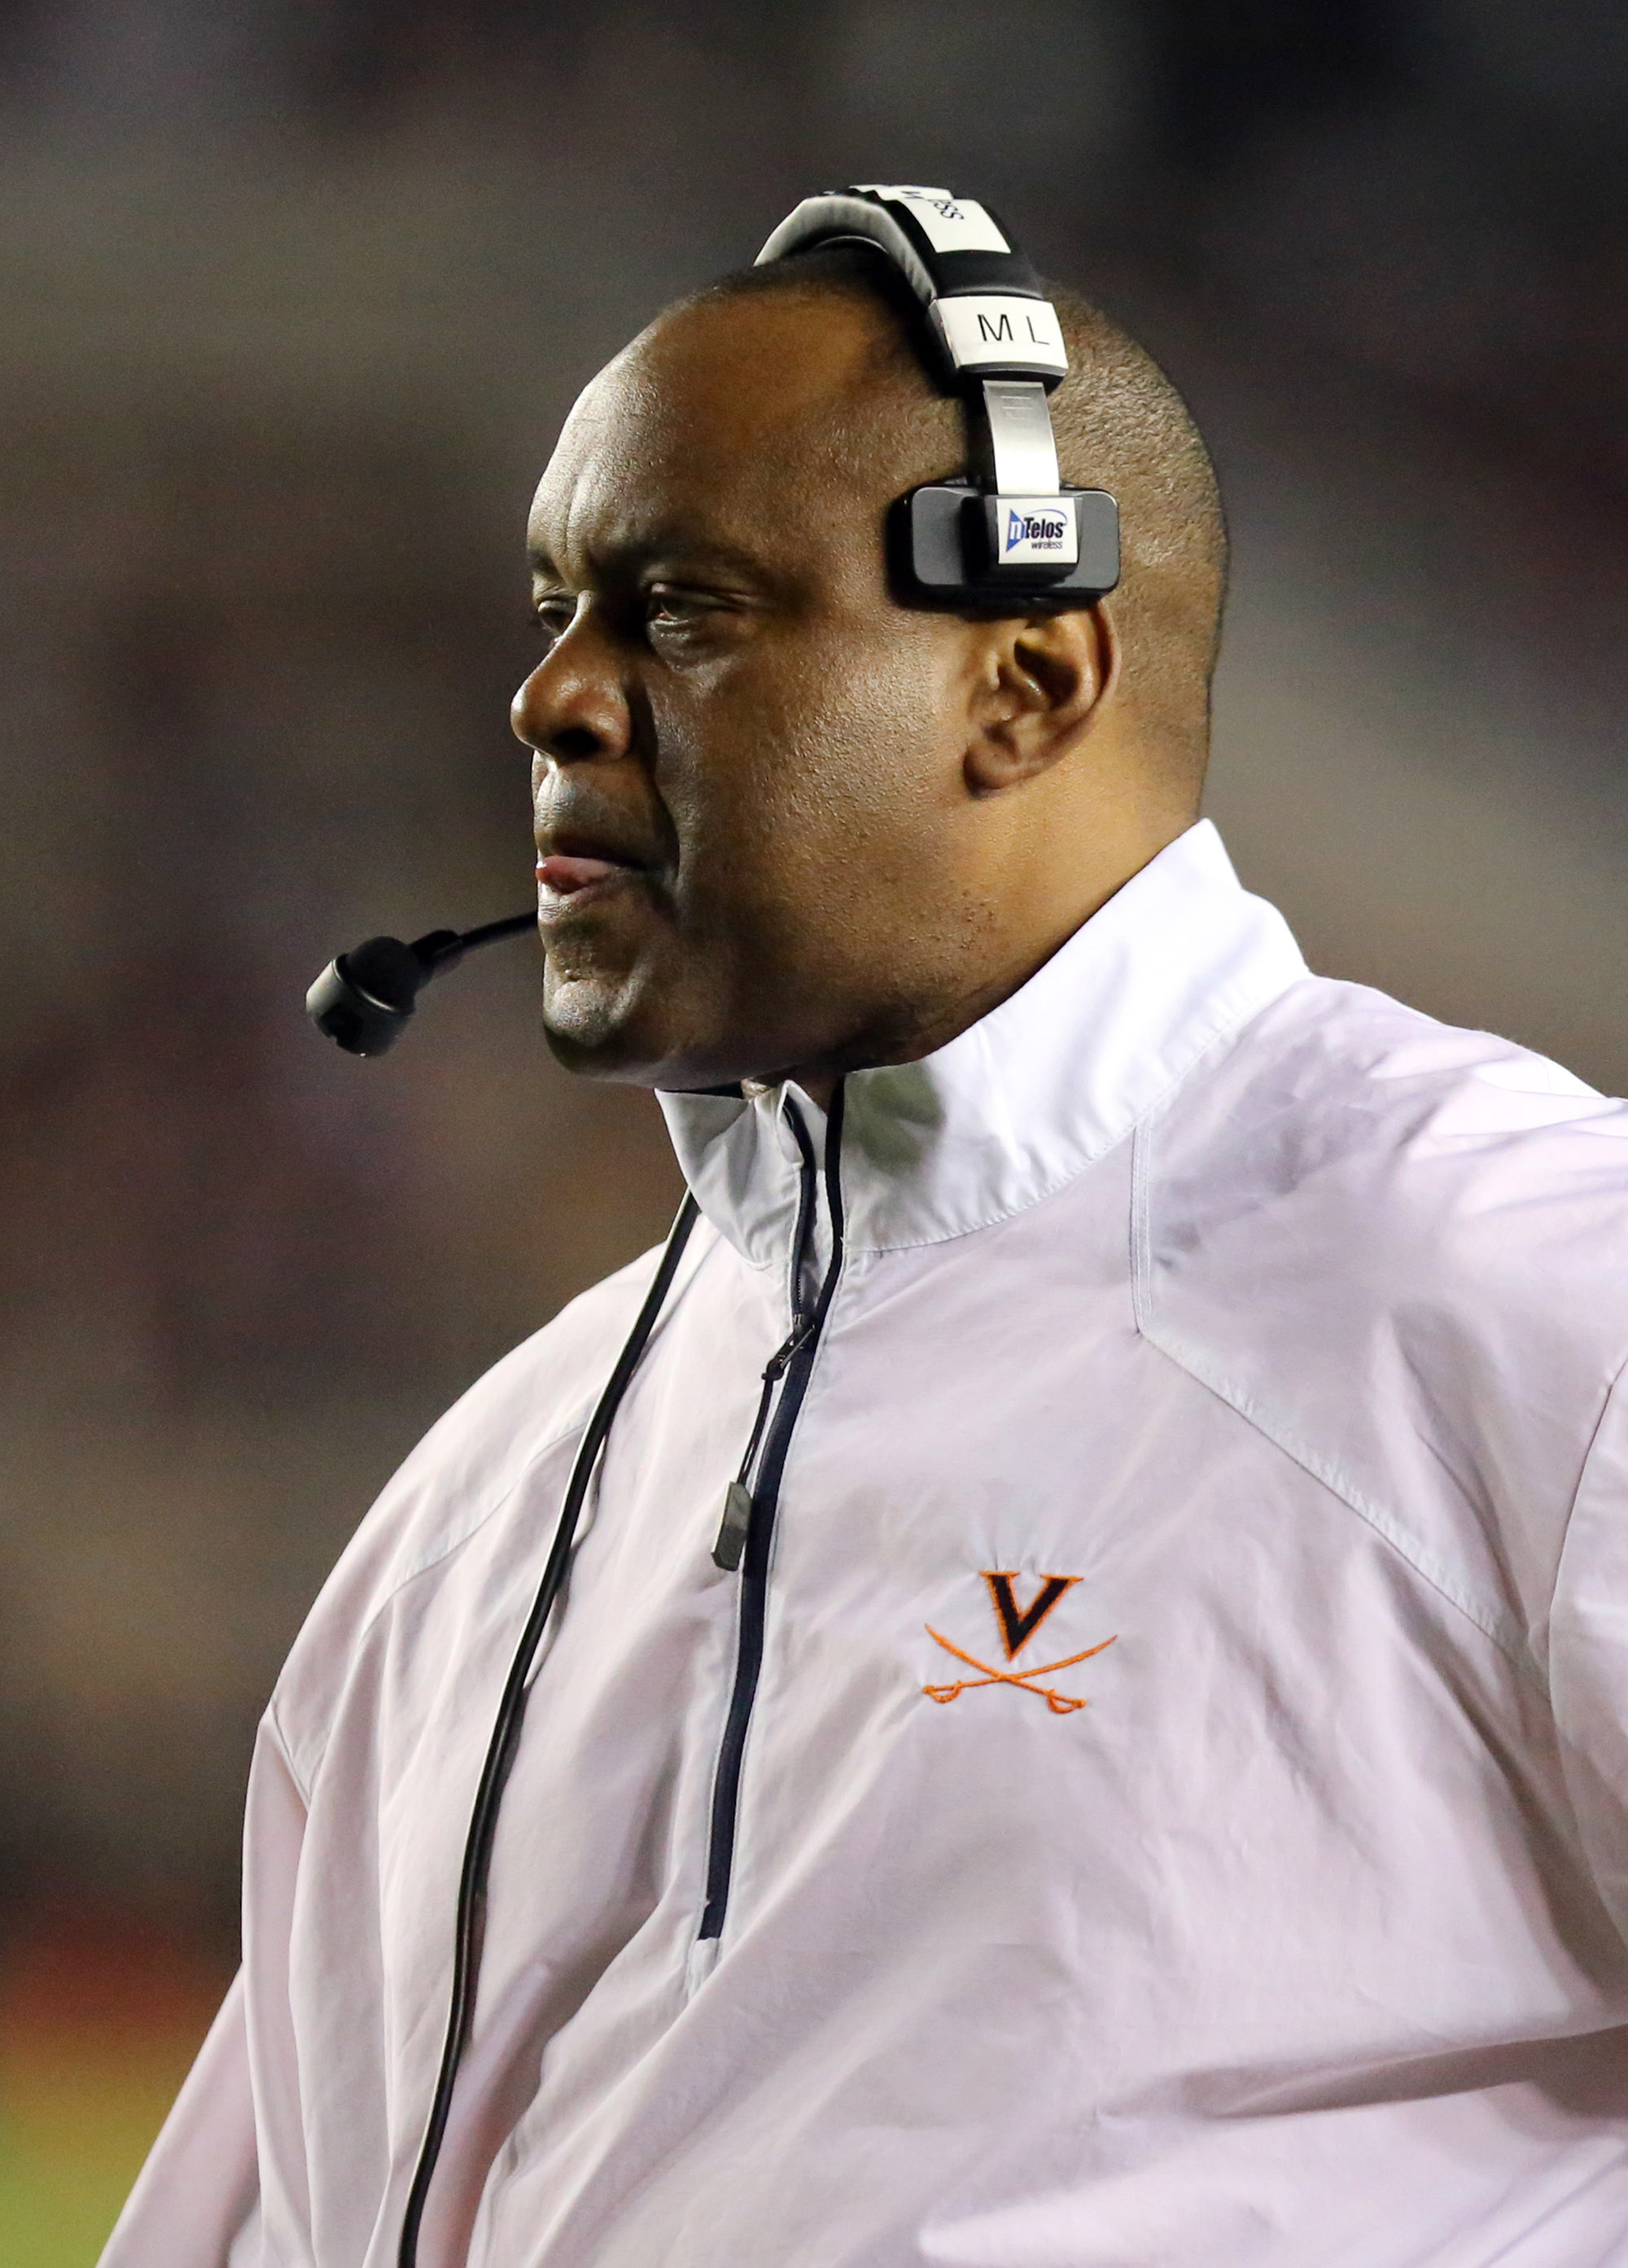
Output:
[541, 1000, 781, 1095]
[540, 967, 696, 1088]
[541, 1021, 661, 1084]
[539, 958, 829, 1094]
[541, 1001, 656, 1085]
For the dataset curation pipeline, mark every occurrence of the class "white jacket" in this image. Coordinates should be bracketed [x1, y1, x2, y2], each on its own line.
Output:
[104, 821, 1628, 2268]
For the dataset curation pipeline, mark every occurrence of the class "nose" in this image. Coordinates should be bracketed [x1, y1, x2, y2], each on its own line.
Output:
[510, 608, 632, 767]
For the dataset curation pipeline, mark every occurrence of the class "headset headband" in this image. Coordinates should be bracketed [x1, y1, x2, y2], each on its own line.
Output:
[755, 185, 1118, 605]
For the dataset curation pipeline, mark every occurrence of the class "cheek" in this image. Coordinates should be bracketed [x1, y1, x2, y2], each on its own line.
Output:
[655, 633, 964, 887]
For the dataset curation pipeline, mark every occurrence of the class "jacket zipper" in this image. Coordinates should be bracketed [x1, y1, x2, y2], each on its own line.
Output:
[698, 1082, 846, 1948]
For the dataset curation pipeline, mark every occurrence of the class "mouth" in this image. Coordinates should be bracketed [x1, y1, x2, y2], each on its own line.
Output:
[534, 830, 653, 916]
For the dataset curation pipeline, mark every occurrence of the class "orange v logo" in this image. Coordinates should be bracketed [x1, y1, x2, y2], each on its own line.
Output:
[923, 1570, 1115, 1715]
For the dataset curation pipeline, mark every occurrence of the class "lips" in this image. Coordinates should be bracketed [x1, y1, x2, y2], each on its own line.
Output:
[534, 825, 653, 912]
[536, 853, 624, 895]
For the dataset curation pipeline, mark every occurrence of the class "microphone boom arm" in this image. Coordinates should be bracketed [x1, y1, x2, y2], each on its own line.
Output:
[306, 911, 536, 1055]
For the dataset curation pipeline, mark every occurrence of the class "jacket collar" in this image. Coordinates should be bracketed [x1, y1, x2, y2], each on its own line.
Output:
[659, 820, 1308, 1266]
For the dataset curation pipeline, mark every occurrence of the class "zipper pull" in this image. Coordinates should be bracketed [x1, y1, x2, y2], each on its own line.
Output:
[762, 1314, 812, 1383]
[712, 1480, 755, 1571]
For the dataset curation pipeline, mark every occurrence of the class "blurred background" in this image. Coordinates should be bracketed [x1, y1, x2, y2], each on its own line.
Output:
[2, 1, 1626, 2255]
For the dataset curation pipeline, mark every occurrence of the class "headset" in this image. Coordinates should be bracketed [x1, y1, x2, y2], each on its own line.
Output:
[301, 189, 1119, 2268]
[759, 183, 1118, 605]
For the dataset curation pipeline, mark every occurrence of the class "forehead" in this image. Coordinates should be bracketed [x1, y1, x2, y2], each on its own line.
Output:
[527, 291, 954, 572]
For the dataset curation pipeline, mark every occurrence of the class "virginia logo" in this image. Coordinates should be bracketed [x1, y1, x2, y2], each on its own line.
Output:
[925, 1572, 1115, 1715]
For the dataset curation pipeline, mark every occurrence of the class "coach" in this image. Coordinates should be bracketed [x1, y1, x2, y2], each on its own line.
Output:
[107, 196, 1628, 2267]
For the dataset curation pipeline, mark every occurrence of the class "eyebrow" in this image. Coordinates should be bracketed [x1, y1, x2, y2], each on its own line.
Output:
[526, 527, 790, 593]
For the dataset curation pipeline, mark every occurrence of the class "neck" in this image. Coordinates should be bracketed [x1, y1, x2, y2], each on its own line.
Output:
[777, 808, 1195, 1106]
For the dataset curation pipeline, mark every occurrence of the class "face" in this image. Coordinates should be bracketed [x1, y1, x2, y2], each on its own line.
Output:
[513, 288, 996, 1092]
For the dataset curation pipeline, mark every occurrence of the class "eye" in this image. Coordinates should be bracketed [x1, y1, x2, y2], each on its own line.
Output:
[532, 594, 578, 646]
[643, 583, 720, 635]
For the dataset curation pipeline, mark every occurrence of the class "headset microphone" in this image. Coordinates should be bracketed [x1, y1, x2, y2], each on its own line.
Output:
[305, 911, 535, 1055]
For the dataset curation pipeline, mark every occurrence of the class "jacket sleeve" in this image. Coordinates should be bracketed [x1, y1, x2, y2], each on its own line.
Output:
[98, 1706, 313, 2267]
[1549, 1361, 1628, 1950]
[96, 1969, 259, 2267]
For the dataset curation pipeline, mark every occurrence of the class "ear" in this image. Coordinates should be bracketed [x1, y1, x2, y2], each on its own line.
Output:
[963, 601, 1119, 798]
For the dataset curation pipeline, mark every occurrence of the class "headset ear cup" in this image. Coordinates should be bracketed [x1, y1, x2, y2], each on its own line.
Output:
[887, 484, 971, 598]
[891, 484, 1120, 607]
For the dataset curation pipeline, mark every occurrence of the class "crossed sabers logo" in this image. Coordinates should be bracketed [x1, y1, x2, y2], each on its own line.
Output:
[925, 1572, 1116, 1715]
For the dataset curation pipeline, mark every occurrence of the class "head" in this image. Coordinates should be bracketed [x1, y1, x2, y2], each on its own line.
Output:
[514, 243, 1227, 1095]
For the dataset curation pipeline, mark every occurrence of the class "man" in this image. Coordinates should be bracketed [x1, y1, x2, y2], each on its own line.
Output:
[106, 215, 1628, 2268]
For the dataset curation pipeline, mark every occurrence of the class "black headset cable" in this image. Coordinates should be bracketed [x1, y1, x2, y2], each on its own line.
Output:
[397, 1190, 702, 2268]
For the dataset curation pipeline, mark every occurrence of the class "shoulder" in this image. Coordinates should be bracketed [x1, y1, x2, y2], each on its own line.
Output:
[1155, 973, 1628, 1298]
[1141, 976, 1628, 1654]
[268, 1235, 688, 1750]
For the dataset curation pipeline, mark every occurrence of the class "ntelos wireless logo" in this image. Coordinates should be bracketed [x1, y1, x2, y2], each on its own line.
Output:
[1005, 508, 1068, 554]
